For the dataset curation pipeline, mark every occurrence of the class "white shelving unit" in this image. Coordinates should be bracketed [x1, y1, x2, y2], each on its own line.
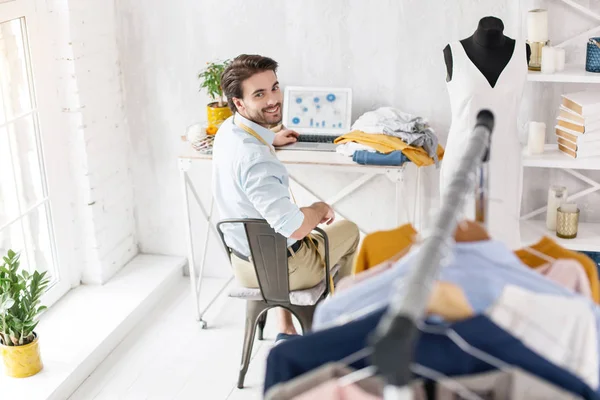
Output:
[520, 0, 600, 252]
[521, 220, 600, 252]
[523, 145, 600, 170]
[521, 146, 600, 252]
[528, 64, 600, 83]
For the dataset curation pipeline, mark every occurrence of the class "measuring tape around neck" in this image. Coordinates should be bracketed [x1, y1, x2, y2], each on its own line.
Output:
[234, 115, 335, 293]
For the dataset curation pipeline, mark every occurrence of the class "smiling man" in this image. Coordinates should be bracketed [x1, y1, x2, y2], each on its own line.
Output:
[212, 54, 359, 338]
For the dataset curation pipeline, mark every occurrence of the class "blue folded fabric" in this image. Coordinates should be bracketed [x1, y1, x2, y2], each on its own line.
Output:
[352, 150, 409, 166]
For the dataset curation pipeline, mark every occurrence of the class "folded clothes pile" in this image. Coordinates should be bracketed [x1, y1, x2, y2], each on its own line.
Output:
[335, 107, 444, 167]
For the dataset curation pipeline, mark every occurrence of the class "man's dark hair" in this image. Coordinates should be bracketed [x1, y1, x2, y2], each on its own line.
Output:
[221, 54, 279, 113]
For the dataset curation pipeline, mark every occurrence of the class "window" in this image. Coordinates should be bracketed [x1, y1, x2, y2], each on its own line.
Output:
[0, 1, 72, 306]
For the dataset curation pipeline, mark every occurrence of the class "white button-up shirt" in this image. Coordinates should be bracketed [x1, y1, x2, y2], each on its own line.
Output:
[212, 113, 304, 256]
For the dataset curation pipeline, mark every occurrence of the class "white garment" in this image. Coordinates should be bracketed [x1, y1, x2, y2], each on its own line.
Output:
[335, 142, 376, 157]
[352, 107, 429, 135]
[487, 285, 599, 389]
[441, 41, 526, 249]
[351, 107, 439, 162]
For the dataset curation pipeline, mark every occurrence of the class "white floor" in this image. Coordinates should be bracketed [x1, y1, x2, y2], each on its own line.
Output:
[69, 276, 280, 400]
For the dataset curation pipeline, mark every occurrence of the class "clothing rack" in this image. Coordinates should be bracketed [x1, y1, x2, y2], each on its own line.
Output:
[370, 110, 495, 399]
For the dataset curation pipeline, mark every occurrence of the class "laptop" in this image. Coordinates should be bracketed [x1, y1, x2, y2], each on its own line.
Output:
[276, 86, 352, 152]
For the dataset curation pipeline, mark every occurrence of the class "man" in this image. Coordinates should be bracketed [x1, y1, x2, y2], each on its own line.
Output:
[212, 54, 359, 337]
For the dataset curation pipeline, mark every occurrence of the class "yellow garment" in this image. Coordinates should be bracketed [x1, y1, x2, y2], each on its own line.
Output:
[354, 226, 600, 304]
[352, 224, 417, 275]
[515, 236, 600, 304]
[334, 130, 445, 167]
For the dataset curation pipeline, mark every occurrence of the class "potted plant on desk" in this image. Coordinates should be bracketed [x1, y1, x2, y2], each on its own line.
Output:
[198, 59, 232, 134]
[0, 250, 49, 378]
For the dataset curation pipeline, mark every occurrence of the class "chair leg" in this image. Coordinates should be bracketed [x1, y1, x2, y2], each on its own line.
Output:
[238, 301, 268, 389]
[257, 311, 267, 340]
[290, 304, 316, 334]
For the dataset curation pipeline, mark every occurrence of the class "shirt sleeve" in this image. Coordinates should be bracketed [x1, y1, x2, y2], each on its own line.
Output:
[240, 153, 304, 238]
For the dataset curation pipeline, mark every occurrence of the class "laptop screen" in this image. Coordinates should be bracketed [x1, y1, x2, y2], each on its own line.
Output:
[282, 86, 352, 135]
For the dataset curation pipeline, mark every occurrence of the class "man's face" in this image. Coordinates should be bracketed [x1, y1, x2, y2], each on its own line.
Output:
[233, 70, 283, 127]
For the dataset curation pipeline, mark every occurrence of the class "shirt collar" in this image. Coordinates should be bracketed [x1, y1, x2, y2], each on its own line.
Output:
[234, 113, 276, 145]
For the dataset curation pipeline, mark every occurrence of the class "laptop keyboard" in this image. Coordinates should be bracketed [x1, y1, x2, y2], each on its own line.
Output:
[298, 134, 337, 143]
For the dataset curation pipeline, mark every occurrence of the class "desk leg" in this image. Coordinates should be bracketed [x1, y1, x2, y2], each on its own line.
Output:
[384, 168, 405, 227]
[179, 164, 204, 327]
[414, 167, 421, 229]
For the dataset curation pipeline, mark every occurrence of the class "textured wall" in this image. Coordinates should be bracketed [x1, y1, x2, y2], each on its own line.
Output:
[40, 0, 138, 284]
[115, 0, 598, 277]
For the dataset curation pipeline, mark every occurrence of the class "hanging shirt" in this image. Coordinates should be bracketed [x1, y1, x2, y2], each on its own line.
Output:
[352, 224, 417, 275]
[264, 309, 599, 399]
[312, 239, 600, 388]
[488, 285, 598, 388]
[534, 259, 593, 298]
[212, 114, 304, 256]
[515, 236, 600, 303]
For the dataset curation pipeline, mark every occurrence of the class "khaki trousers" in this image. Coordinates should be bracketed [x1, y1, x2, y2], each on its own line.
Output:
[231, 220, 360, 291]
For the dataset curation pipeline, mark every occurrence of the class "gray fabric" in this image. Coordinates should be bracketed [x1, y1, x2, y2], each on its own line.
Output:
[351, 107, 440, 164]
[265, 362, 384, 400]
[228, 265, 341, 306]
[411, 368, 580, 400]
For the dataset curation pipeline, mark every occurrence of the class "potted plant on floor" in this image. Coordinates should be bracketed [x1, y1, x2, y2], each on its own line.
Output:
[0, 250, 49, 378]
[198, 59, 232, 134]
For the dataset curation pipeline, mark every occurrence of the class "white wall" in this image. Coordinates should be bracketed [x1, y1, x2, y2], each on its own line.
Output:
[40, 0, 138, 285]
[114, 0, 599, 278]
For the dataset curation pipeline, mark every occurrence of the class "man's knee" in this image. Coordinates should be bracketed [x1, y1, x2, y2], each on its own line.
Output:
[337, 220, 360, 250]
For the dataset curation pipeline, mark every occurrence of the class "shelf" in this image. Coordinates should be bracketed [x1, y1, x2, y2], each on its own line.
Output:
[522, 145, 600, 170]
[528, 64, 600, 83]
[521, 219, 600, 252]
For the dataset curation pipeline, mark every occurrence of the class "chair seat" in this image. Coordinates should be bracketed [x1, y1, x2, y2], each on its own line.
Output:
[229, 265, 341, 306]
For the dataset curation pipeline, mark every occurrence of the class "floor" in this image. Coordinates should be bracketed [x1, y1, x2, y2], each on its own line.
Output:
[69, 276, 280, 400]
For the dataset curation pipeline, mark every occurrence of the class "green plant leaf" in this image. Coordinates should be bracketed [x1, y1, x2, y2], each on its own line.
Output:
[0, 249, 48, 346]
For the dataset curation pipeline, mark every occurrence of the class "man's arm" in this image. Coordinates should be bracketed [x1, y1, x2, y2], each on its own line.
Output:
[290, 202, 335, 240]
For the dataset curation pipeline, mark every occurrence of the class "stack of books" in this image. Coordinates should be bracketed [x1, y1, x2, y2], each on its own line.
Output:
[555, 91, 600, 159]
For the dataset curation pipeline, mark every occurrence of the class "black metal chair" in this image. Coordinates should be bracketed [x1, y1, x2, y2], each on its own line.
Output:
[216, 219, 336, 389]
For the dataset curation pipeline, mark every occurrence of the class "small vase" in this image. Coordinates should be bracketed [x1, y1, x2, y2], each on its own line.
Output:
[0, 333, 43, 378]
[206, 102, 232, 133]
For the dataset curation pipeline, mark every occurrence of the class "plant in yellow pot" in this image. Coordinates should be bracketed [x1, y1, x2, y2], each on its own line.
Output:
[0, 250, 49, 378]
[198, 59, 232, 133]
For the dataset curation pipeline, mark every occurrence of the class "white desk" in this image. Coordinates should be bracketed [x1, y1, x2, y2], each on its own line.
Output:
[178, 145, 423, 327]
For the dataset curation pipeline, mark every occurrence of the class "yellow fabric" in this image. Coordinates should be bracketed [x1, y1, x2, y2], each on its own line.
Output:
[515, 236, 600, 304]
[334, 130, 445, 167]
[352, 224, 418, 275]
[354, 227, 600, 304]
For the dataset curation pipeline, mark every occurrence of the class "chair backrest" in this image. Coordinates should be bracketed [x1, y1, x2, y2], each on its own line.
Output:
[216, 219, 291, 305]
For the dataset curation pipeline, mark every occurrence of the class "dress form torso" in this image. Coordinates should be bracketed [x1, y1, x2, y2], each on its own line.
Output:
[440, 25, 527, 249]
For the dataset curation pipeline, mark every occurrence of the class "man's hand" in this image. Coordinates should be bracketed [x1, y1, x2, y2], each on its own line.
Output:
[273, 129, 299, 147]
[320, 203, 335, 225]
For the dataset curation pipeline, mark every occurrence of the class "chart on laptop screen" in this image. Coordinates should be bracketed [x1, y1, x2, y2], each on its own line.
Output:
[284, 87, 351, 132]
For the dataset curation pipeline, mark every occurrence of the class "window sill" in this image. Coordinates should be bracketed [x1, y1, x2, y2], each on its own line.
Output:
[0, 254, 186, 400]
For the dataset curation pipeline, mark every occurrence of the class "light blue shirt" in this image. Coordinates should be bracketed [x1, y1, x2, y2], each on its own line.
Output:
[212, 113, 304, 256]
[312, 240, 600, 383]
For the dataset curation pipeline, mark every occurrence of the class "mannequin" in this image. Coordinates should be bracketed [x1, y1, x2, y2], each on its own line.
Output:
[443, 16, 531, 86]
[440, 16, 528, 249]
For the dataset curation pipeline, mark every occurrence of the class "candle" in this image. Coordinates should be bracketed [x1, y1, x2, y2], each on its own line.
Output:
[546, 185, 567, 231]
[527, 9, 549, 42]
[555, 48, 566, 71]
[560, 203, 578, 213]
[528, 122, 546, 155]
[542, 46, 556, 74]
